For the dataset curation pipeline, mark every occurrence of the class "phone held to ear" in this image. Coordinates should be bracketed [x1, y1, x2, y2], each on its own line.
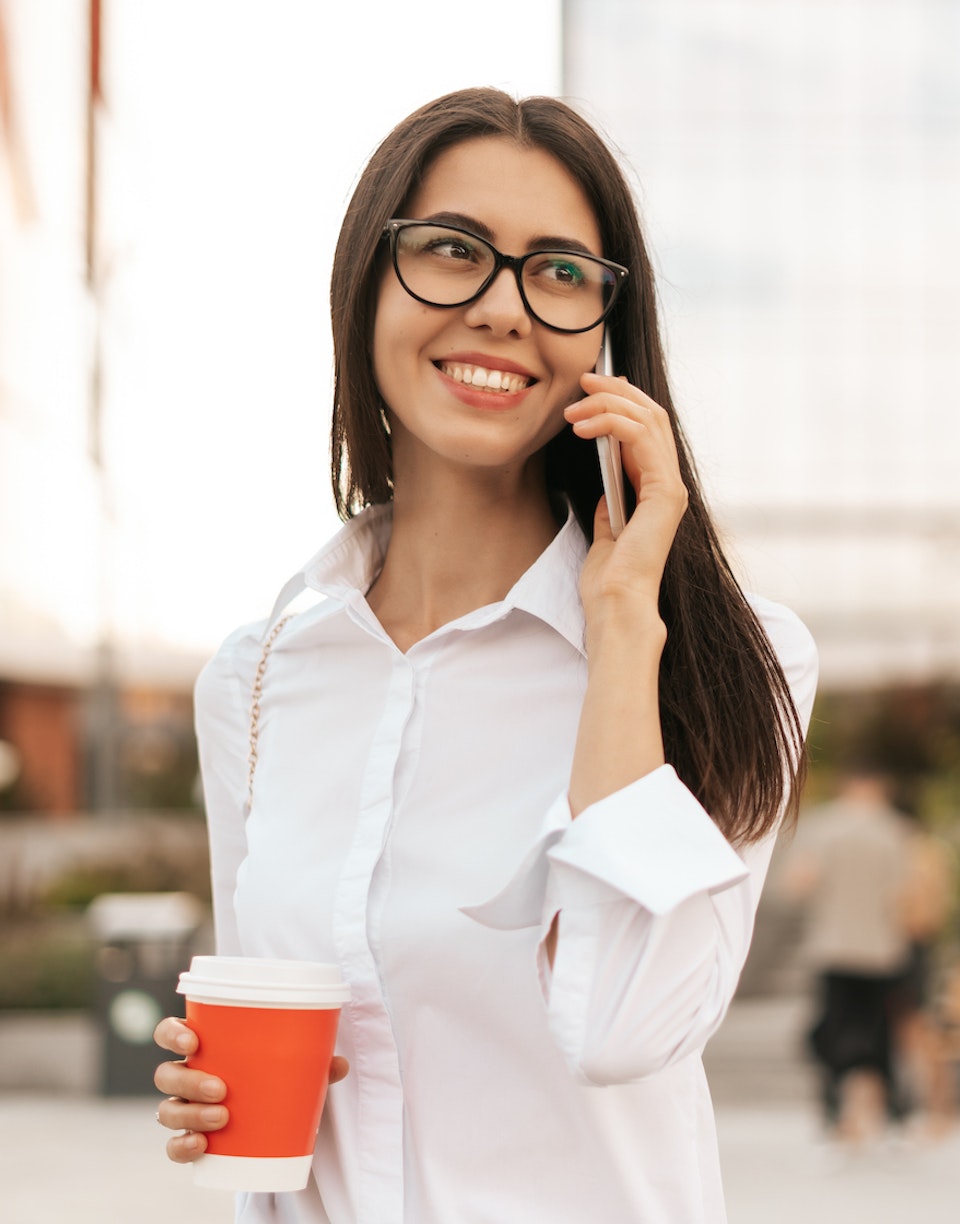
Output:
[594, 331, 627, 538]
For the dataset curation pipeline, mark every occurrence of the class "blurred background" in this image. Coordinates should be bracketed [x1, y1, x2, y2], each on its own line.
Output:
[1, 1, 958, 1220]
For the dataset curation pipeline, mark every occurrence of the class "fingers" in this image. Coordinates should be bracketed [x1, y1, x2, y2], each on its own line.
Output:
[156, 1091, 228, 1151]
[153, 1016, 197, 1056]
[157, 1095, 228, 1130]
[565, 407, 653, 450]
[578, 369, 662, 414]
[565, 371, 669, 435]
[154, 1015, 228, 1162]
[564, 377, 671, 470]
[165, 1128, 209, 1164]
[589, 495, 617, 550]
[154, 1064, 226, 1165]
[565, 373, 685, 502]
[154, 1057, 226, 1104]
[329, 1055, 350, 1085]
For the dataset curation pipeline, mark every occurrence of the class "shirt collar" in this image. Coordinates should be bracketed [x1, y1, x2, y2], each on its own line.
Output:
[299, 502, 588, 657]
[502, 506, 588, 656]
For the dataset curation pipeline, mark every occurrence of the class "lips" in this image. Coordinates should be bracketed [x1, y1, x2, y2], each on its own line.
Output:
[435, 361, 533, 394]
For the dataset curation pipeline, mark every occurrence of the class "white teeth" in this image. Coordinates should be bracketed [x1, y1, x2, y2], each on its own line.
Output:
[438, 362, 530, 393]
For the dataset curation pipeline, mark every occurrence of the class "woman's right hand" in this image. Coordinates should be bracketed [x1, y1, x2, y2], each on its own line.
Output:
[154, 1016, 228, 1163]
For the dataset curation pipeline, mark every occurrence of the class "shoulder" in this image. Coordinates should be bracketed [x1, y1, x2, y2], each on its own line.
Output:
[745, 593, 819, 715]
[194, 589, 344, 732]
[194, 616, 271, 733]
[746, 593, 817, 671]
[194, 510, 384, 732]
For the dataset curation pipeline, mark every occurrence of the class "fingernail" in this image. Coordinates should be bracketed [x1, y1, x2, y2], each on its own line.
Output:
[201, 1107, 224, 1125]
[175, 1032, 193, 1051]
[182, 1132, 200, 1151]
[200, 1078, 223, 1099]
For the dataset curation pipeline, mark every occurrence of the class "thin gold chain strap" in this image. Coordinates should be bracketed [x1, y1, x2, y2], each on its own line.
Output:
[247, 614, 293, 811]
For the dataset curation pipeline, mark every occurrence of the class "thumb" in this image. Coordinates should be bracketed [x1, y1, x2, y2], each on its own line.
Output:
[329, 1055, 350, 1085]
[593, 494, 615, 543]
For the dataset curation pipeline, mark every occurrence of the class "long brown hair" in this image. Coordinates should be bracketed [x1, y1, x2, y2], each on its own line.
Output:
[329, 87, 806, 843]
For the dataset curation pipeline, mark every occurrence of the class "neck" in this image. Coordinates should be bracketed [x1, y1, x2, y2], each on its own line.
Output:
[366, 466, 561, 652]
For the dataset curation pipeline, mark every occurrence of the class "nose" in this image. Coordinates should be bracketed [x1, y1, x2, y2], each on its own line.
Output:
[462, 266, 532, 337]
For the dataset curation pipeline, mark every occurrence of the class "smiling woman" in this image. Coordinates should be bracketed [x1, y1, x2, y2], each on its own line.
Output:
[153, 88, 817, 1224]
[371, 138, 607, 491]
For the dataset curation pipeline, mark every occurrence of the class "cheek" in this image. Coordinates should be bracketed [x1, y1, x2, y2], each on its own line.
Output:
[548, 337, 599, 401]
[371, 290, 407, 410]
[371, 277, 433, 411]
[371, 321, 391, 407]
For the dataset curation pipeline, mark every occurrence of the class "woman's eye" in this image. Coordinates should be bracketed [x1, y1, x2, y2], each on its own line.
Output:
[531, 256, 587, 288]
[423, 238, 477, 261]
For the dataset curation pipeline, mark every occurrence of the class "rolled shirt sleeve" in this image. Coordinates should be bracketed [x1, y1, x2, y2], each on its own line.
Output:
[463, 766, 766, 1083]
[463, 601, 818, 1087]
[462, 767, 748, 927]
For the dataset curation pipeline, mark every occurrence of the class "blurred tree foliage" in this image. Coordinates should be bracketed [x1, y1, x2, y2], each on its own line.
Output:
[41, 850, 212, 910]
[0, 916, 96, 1009]
[805, 684, 960, 828]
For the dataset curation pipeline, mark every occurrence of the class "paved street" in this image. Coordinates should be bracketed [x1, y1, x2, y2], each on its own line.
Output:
[3, 1091, 958, 1224]
[1, 996, 958, 1222]
[718, 1104, 960, 1224]
[0, 1093, 233, 1224]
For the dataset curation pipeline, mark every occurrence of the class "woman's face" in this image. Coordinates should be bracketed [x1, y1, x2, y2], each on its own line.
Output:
[372, 135, 605, 489]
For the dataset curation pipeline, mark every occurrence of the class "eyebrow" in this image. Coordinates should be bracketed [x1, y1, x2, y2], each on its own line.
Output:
[419, 211, 599, 257]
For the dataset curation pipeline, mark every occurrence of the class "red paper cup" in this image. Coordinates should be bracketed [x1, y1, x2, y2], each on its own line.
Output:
[176, 956, 350, 1192]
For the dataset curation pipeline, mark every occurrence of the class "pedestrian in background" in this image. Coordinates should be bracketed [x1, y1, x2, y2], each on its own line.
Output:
[784, 762, 913, 1144]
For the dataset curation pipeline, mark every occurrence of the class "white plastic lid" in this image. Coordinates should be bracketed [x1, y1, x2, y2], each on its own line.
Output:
[177, 956, 350, 1007]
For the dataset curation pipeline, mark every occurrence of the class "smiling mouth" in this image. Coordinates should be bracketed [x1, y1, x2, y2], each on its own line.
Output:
[435, 361, 535, 394]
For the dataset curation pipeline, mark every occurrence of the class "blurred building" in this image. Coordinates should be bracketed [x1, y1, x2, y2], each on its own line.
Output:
[564, 0, 960, 687]
[0, 2, 202, 812]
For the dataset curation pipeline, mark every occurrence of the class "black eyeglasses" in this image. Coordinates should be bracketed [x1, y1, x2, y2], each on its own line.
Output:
[382, 219, 629, 334]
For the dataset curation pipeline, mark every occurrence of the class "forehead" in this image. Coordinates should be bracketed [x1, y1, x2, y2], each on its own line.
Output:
[407, 135, 602, 252]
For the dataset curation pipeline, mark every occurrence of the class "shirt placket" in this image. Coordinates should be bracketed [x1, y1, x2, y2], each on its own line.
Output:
[331, 643, 414, 1224]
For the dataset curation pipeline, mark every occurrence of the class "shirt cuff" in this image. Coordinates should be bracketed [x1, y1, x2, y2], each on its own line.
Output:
[461, 765, 749, 930]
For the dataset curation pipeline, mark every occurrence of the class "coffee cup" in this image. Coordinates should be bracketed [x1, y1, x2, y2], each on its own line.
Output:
[176, 955, 350, 1192]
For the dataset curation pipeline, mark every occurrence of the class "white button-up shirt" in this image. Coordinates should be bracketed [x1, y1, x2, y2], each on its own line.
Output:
[195, 505, 818, 1224]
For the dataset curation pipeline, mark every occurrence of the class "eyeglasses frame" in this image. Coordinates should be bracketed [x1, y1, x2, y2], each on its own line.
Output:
[381, 218, 630, 335]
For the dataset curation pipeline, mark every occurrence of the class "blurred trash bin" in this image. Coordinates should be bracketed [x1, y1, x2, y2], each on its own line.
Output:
[88, 892, 205, 1096]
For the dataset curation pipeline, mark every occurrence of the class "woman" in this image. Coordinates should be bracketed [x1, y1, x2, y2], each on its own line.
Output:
[155, 87, 817, 1222]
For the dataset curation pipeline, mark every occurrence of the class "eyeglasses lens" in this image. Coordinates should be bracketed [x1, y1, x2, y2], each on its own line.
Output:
[393, 224, 618, 332]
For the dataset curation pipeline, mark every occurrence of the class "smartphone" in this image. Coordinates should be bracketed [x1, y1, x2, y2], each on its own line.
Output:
[594, 330, 626, 538]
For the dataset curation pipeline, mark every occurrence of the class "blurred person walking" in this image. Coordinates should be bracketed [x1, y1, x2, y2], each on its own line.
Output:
[784, 763, 913, 1144]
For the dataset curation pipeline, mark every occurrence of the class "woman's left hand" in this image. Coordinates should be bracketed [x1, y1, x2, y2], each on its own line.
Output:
[564, 371, 688, 617]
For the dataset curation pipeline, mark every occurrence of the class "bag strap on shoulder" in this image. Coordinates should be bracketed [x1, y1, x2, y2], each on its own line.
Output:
[246, 569, 309, 812]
